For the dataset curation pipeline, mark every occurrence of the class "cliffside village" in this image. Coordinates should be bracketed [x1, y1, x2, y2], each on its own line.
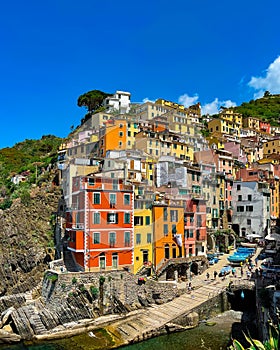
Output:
[56, 90, 280, 275]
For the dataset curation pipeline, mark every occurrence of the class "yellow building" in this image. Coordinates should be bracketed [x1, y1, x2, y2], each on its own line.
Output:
[263, 139, 280, 156]
[207, 135, 225, 150]
[219, 109, 242, 126]
[135, 101, 170, 120]
[208, 118, 241, 138]
[133, 200, 153, 273]
[134, 130, 194, 161]
[243, 116, 260, 130]
[126, 120, 139, 149]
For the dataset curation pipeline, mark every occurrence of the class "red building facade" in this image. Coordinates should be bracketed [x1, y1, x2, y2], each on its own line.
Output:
[66, 175, 134, 272]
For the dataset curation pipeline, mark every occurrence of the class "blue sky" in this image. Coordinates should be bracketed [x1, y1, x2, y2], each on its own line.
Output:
[1, 0, 280, 148]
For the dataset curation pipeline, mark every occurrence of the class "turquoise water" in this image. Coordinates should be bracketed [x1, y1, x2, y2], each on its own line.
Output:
[0, 321, 233, 350]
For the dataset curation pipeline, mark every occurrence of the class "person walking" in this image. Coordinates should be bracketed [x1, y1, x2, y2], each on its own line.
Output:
[214, 270, 218, 279]
[206, 272, 210, 280]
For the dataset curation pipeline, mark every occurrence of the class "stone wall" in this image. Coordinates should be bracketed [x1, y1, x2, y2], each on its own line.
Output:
[42, 270, 181, 314]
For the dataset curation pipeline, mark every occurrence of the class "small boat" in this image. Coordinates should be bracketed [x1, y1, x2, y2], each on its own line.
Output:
[227, 255, 247, 263]
[241, 242, 257, 248]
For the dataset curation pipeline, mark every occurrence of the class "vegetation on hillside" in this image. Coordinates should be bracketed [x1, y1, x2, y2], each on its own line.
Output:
[0, 135, 62, 209]
[233, 93, 280, 126]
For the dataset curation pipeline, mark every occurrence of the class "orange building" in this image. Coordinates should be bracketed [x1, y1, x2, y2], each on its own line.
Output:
[152, 204, 184, 268]
[65, 175, 134, 272]
[98, 119, 128, 157]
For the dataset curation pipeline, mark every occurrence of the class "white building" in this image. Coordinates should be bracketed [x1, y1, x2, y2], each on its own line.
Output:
[232, 180, 270, 238]
[103, 90, 131, 114]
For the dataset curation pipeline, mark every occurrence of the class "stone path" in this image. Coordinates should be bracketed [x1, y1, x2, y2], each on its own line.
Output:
[103, 250, 258, 346]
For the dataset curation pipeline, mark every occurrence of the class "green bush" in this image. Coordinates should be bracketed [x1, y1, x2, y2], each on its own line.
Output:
[20, 191, 31, 206]
[99, 276, 105, 285]
[0, 199, 12, 210]
[72, 277, 77, 284]
[46, 274, 58, 282]
[90, 286, 99, 299]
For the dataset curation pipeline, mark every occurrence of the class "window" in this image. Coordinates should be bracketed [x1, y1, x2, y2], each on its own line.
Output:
[112, 253, 118, 269]
[109, 232, 116, 247]
[197, 215, 202, 227]
[136, 234, 141, 244]
[248, 195, 252, 201]
[145, 216, 150, 225]
[124, 212, 131, 224]
[107, 213, 118, 224]
[172, 224, 177, 234]
[113, 179, 118, 190]
[119, 131, 123, 137]
[93, 193, 101, 204]
[164, 224, 168, 236]
[88, 178, 94, 186]
[238, 195, 242, 201]
[237, 206, 244, 212]
[124, 231, 130, 246]
[99, 254, 106, 269]
[237, 184, 241, 191]
[128, 131, 131, 137]
[147, 233, 152, 243]
[134, 216, 143, 226]
[170, 210, 178, 222]
[163, 207, 168, 221]
[247, 219, 251, 225]
[93, 232, 100, 244]
[124, 194, 130, 205]
[246, 206, 253, 212]
[189, 230, 194, 238]
[93, 212, 100, 224]
[109, 193, 116, 207]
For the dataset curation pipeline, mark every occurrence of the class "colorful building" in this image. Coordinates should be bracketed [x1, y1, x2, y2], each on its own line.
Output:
[133, 198, 153, 273]
[152, 203, 184, 268]
[66, 176, 134, 272]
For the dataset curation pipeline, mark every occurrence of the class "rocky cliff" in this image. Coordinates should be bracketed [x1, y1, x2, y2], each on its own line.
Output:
[0, 184, 61, 297]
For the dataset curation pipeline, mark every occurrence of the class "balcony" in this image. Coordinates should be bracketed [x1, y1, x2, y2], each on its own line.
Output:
[72, 223, 84, 230]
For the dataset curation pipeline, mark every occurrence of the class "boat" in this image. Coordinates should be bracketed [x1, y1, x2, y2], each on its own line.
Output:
[241, 242, 257, 248]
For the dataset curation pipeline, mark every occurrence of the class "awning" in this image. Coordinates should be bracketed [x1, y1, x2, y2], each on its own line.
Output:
[246, 234, 263, 239]
[265, 233, 280, 241]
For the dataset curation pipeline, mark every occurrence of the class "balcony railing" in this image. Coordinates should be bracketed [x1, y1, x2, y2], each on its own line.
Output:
[72, 223, 84, 229]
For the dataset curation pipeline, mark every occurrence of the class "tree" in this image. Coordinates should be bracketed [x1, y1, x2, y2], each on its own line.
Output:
[264, 90, 271, 97]
[77, 90, 112, 113]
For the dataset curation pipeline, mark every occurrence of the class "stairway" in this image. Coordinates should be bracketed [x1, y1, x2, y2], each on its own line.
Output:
[63, 250, 80, 272]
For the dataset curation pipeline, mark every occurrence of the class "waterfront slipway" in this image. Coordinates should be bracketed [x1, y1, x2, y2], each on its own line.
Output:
[35, 253, 255, 348]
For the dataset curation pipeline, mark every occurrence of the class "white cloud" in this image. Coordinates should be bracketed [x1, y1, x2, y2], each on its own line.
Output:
[142, 97, 155, 103]
[178, 93, 199, 107]
[248, 56, 280, 98]
[178, 93, 236, 115]
[201, 99, 236, 115]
